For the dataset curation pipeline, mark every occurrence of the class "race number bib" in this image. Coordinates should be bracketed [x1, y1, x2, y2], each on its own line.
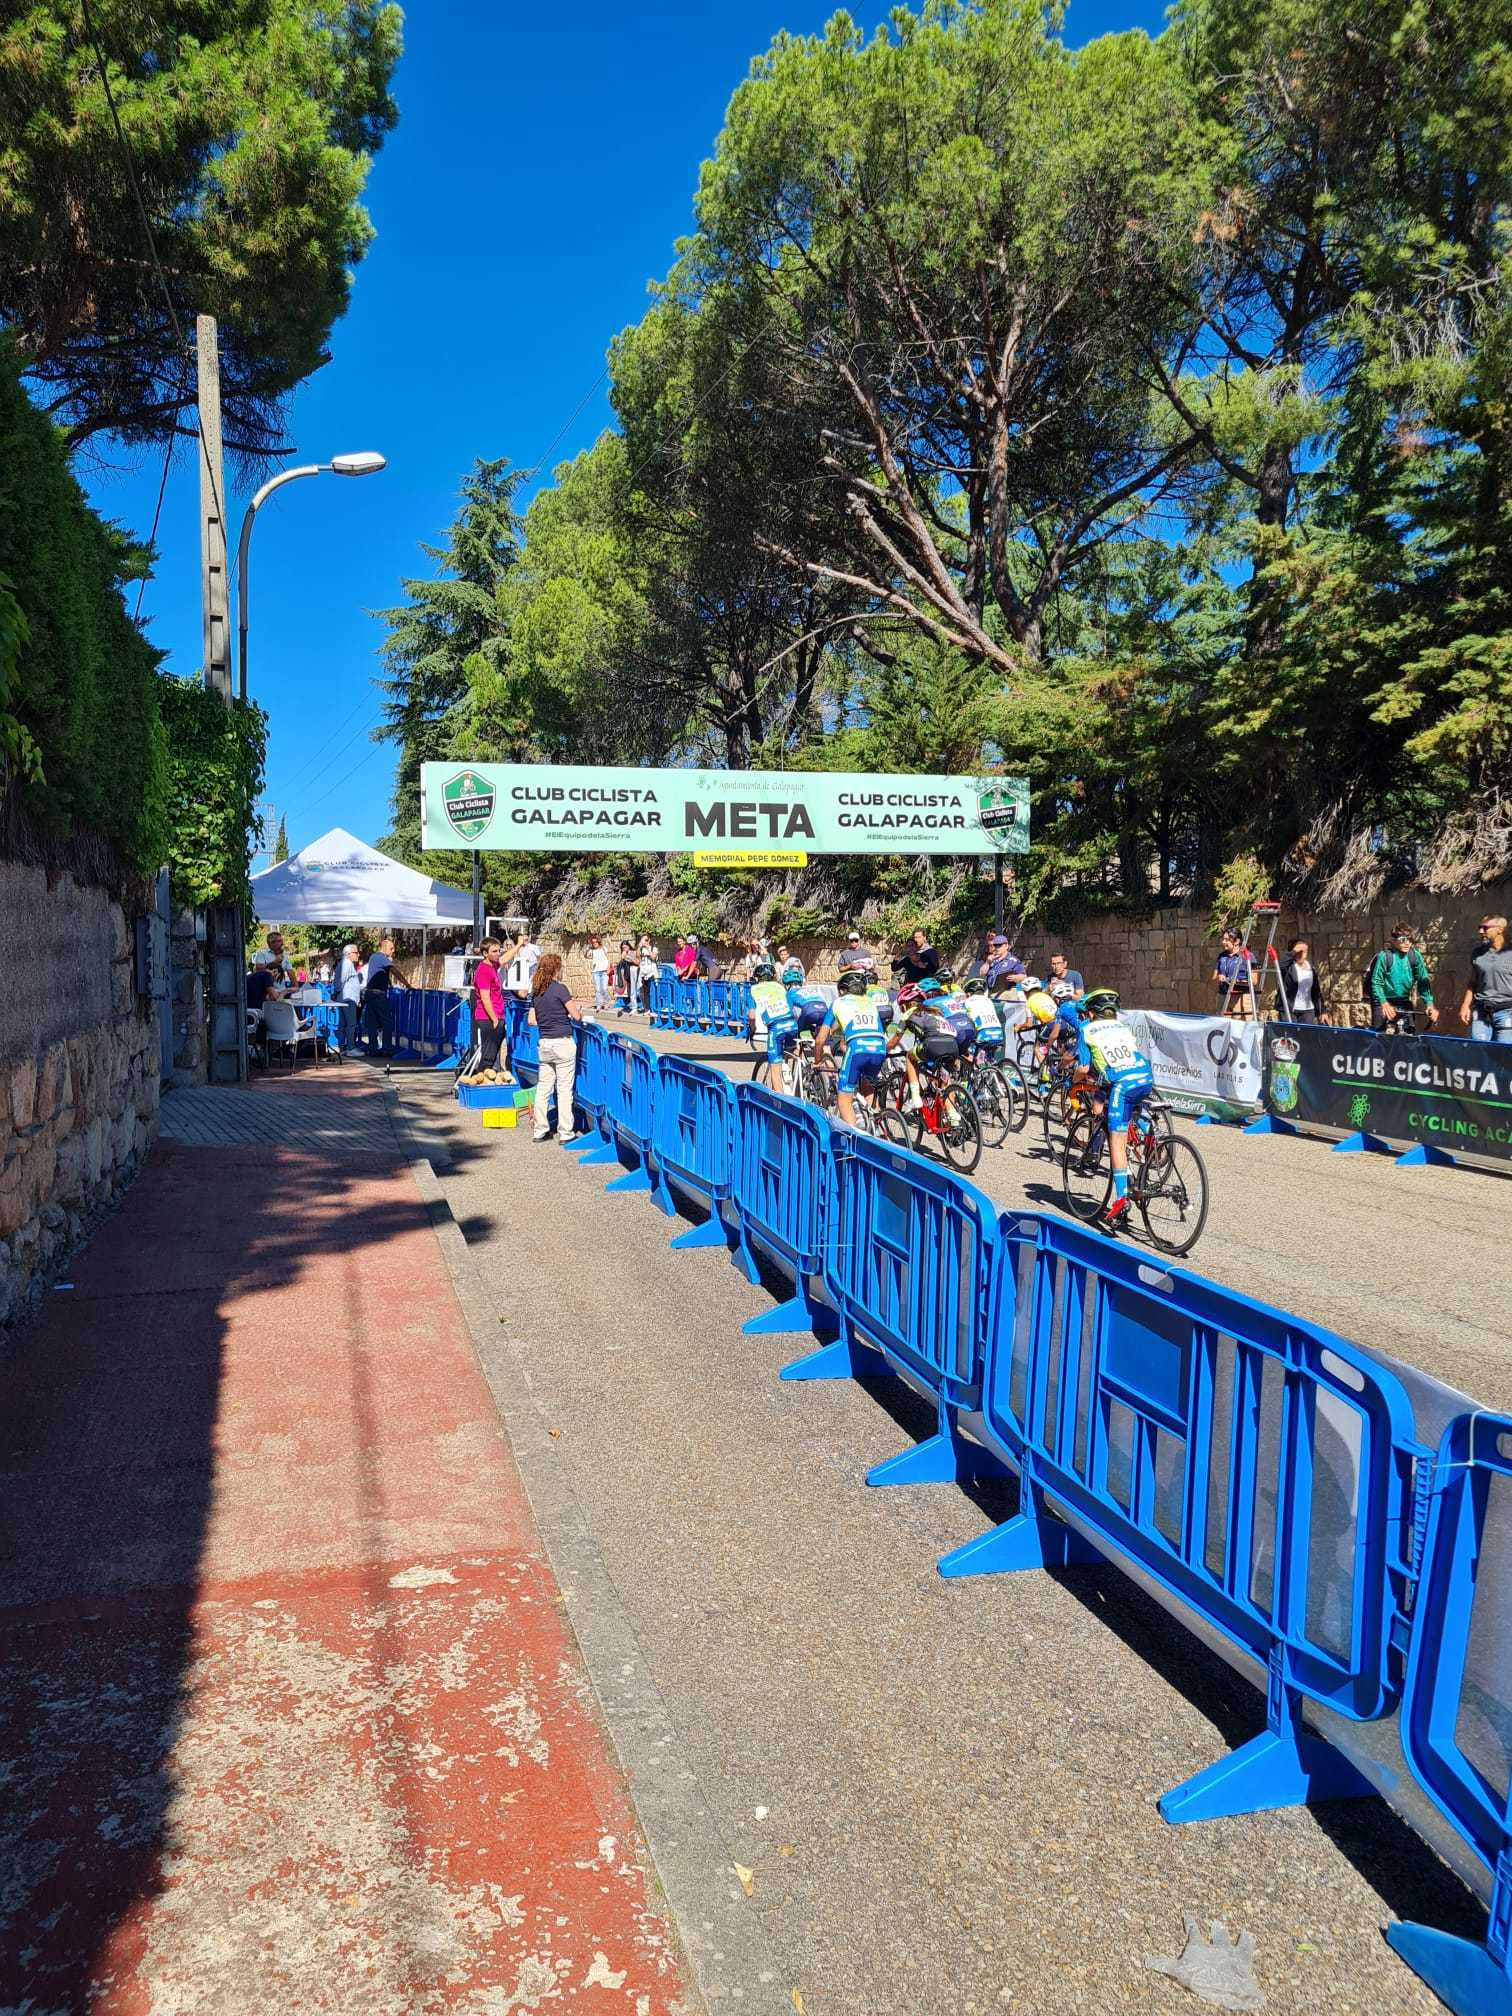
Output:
[1091, 1023, 1140, 1075]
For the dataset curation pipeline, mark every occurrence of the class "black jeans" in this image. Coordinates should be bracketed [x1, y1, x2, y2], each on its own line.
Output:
[477, 1016, 505, 1074]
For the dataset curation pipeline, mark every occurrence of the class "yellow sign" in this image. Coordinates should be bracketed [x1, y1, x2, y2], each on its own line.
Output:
[692, 849, 809, 870]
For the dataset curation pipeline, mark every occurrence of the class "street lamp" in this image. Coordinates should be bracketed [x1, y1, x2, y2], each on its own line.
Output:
[235, 451, 387, 700]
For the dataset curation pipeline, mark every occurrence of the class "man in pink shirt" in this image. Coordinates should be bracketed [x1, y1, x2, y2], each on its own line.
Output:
[473, 938, 511, 1079]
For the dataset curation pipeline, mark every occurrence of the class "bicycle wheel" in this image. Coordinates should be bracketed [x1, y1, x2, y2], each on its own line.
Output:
[969, 1066, 1011, 1149]
[996, 1058, 1030, 1133]
[935, 1086, 983, 1175]
[1042, 1081, 1079, 1151]
[874, 1105, 915, 1149]
[1137, 1135, 1210, 1257]
[1061, 1110, 1112, 1222]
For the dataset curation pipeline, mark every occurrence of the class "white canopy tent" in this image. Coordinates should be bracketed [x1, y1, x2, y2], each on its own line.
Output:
[249, 827, 473, 930]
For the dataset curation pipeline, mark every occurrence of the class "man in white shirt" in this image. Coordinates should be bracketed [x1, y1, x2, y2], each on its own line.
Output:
[507, 932, 539, 997]
[332, 942, 362, 1054]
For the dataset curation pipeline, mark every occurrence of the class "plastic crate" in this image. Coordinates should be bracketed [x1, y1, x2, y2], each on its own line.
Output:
[481, 1107, 518, 1129]
[455, 1081, 519, 1109]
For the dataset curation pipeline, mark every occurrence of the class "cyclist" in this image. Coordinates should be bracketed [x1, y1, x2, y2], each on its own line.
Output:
[813, 969, 890, 1127]
[1073, 988, 1156, 1229]
[887, 981, 952, 1112]
[867, 978, 895, 1031]
[747, 960, 799, 1091]
[960, 973, 1006, 1059]
[1024, 986, 1072, 1068]
[934, 969, 978, 1057]
[784, 972, 829, 1039]
[1367, 922, 1439, 1033]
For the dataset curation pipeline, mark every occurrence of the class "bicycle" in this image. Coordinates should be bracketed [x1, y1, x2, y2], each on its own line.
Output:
[1060, 1099, 1209, 1256]
[884, 1055, 982, 1173]
[963, 1048, 1021, 1147]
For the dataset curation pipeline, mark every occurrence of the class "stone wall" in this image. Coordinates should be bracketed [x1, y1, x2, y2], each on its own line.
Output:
[168, 905, 208, 1086]
[0, 861, 160, 1331]
[536, 883, 1509, 1019]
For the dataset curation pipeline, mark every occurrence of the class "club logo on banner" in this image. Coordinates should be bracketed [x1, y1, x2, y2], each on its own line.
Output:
[441, 770, 497, 842]
[1263, 1023, 1512, 1163]
[976, 781, 1024, 845]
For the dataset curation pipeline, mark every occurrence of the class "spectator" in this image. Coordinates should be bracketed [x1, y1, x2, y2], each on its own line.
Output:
[1460, 914, 1512, 1043]
[1277, 937, 1330, 1024]
[361, 934, 404, 1056]
[673, 936, 698, 981]
[696, 936, 719, 979]
[981, 933, 1027, 994]
[1040, 950, 1082, 1002]
[265, 929, 292, 985]
[1367, 921, 1438, 1031]
[614, 939, 635, 1014]
[246, 949, 281, 1014]
[506, 928, 539, 997]
[891, 927, 940, 988]
[332, 942, 362, 1054]
[589, 934, 611, 1011]
[472, 937, 511, 1080]
[1212, 929, 1257, 1018]
[837, 930, 875, 976]
[777, 944, 806, 984]
[530, 953, 582, 1144]
[635, 939, 659, 1013]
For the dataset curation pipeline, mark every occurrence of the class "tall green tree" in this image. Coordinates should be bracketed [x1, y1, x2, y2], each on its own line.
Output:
[680, 0, 1212, 676]
[0, 0, 401, 457]
[274, 815, 288, 862]
[373, 458, 523, 855]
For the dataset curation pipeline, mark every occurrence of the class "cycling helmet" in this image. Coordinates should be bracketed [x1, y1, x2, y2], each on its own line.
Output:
[1024, 990, 1057, 1023]
[934, 967, 955, 988]
[962, 972, 988, 994]
[751, 960, 777, 982]
[1079, 987, 1120, 1020]
[780, 960, 804, 983]
[918, 977, 945, 998]
[895, 982, 923, 1009]
[837, 969, 869, 996]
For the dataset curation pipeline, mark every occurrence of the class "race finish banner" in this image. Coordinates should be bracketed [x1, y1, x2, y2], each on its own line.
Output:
[1263, 1022, 1512, 1166]
[1123, 1009, 1264, 1123]
[420, 762, 1029, 859]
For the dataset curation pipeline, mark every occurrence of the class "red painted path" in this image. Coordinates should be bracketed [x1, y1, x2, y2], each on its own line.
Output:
[0, 1070, 690, 2013]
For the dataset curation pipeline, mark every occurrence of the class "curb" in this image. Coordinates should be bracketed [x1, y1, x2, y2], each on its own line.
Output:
[388, 1091, 793, 2016]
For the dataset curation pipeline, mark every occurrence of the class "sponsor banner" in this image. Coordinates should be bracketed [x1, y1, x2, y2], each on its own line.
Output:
[1263, 1023, 1512, 1165]
[1124, 1009, 1264, 1122]
[421, 762, 1029, 858]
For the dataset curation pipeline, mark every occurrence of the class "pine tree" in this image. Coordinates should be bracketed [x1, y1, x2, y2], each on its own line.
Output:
[373, 459, 524, 857]
[274, 816, 288, 863]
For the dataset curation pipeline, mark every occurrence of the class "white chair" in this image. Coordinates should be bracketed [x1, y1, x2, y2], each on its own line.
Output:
[262, 997, 323, 1072]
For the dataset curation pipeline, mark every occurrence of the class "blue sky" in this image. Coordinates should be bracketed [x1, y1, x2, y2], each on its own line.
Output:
[78, 0, 1167, 864]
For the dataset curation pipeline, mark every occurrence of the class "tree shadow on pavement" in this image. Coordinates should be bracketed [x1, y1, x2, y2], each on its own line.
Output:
[0, 1129, 494, 2010]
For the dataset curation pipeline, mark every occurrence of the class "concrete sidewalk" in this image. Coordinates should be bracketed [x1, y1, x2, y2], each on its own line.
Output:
[0, 1066, 691, 2013]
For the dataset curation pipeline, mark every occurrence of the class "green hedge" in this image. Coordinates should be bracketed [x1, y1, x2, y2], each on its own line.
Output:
[0, 336, 167, 870]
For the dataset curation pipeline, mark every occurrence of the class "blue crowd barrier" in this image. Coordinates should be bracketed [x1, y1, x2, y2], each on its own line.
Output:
[731, 1084, 834, 1338]
[545, 1040, 1509, 2013]
[650, 1058, 753, 1272]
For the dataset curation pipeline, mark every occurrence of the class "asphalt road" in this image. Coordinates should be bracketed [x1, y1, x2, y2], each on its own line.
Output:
[393, 1026, 1505, 2016]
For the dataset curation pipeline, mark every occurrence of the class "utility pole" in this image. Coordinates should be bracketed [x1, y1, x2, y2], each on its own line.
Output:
[197, 314, 245, 1083]
[197, 314, 231, 699]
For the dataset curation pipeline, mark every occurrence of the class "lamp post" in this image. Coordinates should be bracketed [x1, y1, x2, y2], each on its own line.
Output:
[236, 451, 386, 701]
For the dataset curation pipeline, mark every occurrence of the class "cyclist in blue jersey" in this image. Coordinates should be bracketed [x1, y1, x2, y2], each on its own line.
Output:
[785, 976, 829, 1037]
[1074, 988, 1156, 1228]
[933, 969, 977, 1055]
[813, 969, 890, 1126]
[747, 960, 798, 1092]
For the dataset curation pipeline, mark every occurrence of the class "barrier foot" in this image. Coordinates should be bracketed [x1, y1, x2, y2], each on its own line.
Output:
[742, 1290, 836, 1338]
[1395, 1141, 1457, 1168]
[779, 1333, 890, 1382]
[1242, 1114, 1296, 1136]
[605, 1167, 654, 1194]
[669, 1217, 727, 1251]
[1158, 1723, 1374, 1824]
[1385, 1922, 1512, 2016]
[728, 1231, 762, 1289]
[867, 1428, 1011, 1489]
[575, 1140, 619, 1166]
[1332, 1129, 1396, 1156]
[936, 1497, 1099, 1579]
